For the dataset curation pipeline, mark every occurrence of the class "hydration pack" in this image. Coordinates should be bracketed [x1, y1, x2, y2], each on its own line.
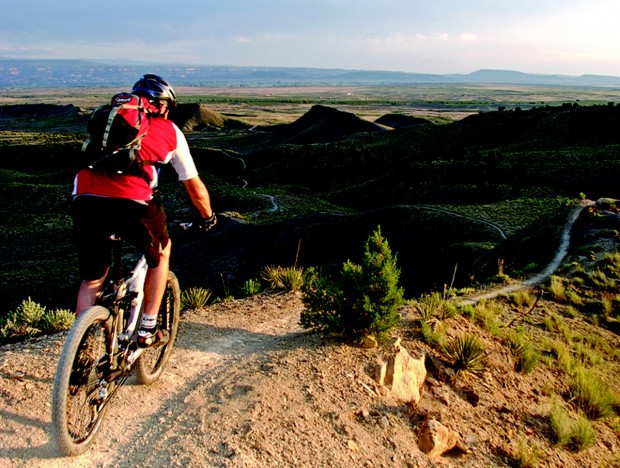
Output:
[82, 93, 158, 176]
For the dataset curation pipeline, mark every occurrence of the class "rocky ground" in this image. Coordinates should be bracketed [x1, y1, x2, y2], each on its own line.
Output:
[0, 288, 618, 467]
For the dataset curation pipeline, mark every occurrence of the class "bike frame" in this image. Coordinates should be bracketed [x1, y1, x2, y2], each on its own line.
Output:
[98, 236, 149, 383]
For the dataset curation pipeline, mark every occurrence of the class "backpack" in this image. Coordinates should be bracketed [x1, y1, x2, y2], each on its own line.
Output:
[81, 93, 158, 177]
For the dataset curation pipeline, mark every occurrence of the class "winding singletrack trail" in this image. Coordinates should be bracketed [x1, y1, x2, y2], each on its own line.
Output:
[457, 199, 595, 306]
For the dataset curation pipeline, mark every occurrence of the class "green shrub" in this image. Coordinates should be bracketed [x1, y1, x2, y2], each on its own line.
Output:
[420, 321, 445, 348]
[564, 288, 584, 306]
[548, 398, 595, 451]
[300, 227, 404, 341]
[0, 298, 75, 343]
[506, 330, 539, 374]
[260, 265, 304, 291]
[39, 309, 75, 334]
[547, 275, 566, 302]
[513, 435, 541, 467]
[600, 252, 620, 279]
[472, 301, 502, 336]
[570, 366, 617, 419]
[543, 338, 574, 370]
[241, 278, 263, 297]
[510, 290, 535, 307]
[587, 270, 616, 291]
[443, 333, 486, 376]
[573, 341, 602, 367]
[569, 413, 595, 452]
[548, 397, 573, 447]
[460, 304, 476, 319]
[181, 287, 212, 310]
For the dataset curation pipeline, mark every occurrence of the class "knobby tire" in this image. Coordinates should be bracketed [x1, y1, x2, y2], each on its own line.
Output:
[135, 271, 181, 385]
[51, 306, 112, 456]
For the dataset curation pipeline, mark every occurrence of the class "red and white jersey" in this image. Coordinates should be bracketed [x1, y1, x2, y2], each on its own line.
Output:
[72, 117, 198, 202]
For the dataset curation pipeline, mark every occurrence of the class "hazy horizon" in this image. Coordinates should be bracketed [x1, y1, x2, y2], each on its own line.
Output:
[2, 1, 620, 78]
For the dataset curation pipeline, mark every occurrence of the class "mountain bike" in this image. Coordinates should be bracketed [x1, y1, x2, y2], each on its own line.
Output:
[51, 234, 181, 456]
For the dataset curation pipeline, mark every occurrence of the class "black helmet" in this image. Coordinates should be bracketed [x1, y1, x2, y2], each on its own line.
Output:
[132, 74, 177, 105]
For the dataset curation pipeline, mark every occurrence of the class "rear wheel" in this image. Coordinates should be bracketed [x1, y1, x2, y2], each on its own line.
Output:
[135, 271, 181, 385]
[51, 306, 112, 456]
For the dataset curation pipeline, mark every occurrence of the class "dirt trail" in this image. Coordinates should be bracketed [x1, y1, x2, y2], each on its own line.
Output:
[458, 200, 595, 306]
[0, 293, 308, 467]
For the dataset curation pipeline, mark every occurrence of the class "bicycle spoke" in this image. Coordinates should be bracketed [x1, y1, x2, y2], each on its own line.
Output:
[65, 323, 107, 441]
[52, 306, 113, 455]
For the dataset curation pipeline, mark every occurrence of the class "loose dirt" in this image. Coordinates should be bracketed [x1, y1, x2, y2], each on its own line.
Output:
[0, 290, 618, 467]
[0, 292, 427, 467]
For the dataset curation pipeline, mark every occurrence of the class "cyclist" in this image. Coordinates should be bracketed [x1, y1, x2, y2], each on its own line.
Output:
[71, 74, 216, 347]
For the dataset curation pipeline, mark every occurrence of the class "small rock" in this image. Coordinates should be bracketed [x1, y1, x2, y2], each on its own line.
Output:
[361, 335, 378, 349]
[417, 417, 459, 459]
[347, 440, 359, 451]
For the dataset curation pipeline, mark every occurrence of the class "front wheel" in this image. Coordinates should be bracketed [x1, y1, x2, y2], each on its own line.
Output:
[51, 305, 112, 456]
[135, 271, 180, 385]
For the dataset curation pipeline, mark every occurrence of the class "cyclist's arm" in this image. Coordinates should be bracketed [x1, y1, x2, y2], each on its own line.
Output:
[182, 176, 213, 219]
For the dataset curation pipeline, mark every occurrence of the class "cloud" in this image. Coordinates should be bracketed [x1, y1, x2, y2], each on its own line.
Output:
[459, 33, 478, 43]
[0, 45, 62, 57]
[232, 36, 252, 44]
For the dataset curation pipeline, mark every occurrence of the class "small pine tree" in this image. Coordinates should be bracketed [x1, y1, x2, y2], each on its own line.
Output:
[300, 227, 404, 341]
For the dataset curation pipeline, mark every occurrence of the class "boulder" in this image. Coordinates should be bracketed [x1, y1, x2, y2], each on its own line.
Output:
[376, 345, 426, 403]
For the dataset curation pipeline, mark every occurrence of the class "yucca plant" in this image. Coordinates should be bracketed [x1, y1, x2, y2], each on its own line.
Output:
[181, 286, 212, 311]
[443, 333, 487, 376]
[413, 291, 443, 323]
[260, 265, 305, 291]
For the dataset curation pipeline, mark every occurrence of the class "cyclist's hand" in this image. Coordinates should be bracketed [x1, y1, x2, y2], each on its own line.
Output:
[196, 213, 217, 232]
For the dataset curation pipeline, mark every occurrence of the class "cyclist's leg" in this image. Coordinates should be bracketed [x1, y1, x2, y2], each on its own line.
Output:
[76, 272, 107, 317]
[143, 238, 171, 319]
[133, 200, 171, 337]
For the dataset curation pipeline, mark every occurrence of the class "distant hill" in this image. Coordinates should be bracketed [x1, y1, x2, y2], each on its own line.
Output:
[255, 104, 386, 144]
[2, 58, 620, 88]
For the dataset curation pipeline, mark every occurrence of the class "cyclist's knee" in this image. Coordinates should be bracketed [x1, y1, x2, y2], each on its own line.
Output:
[161, 238, 172, 258]
[153, 239, 171, 267]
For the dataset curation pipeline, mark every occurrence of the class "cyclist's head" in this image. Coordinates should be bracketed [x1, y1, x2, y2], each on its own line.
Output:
[132, 74, 177, 109]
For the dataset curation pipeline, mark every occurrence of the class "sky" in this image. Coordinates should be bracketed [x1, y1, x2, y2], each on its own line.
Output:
[1, 0, 620, 77]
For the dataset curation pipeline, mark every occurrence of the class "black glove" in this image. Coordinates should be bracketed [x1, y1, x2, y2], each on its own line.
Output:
[196, 213, 217, 232]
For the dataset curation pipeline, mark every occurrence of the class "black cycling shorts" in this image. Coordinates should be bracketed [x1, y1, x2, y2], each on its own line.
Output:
[72, 196, 169, 280]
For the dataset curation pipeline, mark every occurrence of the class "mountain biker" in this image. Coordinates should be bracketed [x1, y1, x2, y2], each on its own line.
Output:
[71, 74, 217, 347]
